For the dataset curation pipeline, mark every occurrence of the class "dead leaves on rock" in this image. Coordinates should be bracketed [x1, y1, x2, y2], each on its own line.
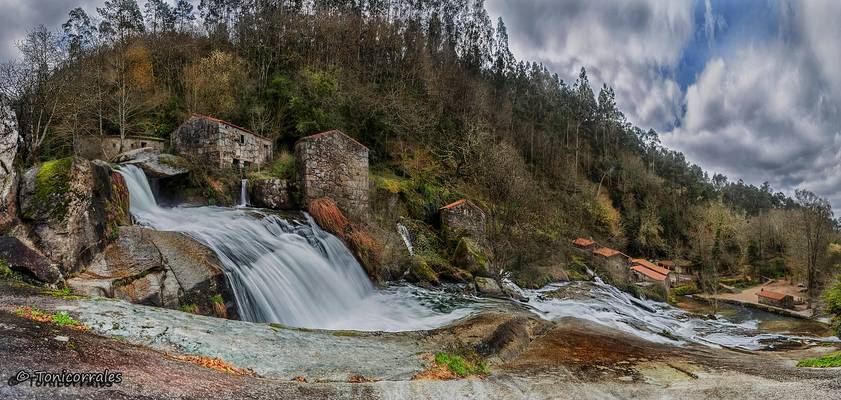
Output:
[165, 353, 255, 376]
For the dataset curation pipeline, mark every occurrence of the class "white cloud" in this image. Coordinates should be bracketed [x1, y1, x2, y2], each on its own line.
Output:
[663, 1, 841, 209]
[485, 0, 694, 132]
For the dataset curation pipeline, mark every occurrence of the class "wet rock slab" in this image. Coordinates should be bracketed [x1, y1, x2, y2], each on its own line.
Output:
[56, 298, 433, 382]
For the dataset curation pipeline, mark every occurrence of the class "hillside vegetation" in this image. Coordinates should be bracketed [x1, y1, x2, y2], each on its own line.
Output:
[2, 0, 839, 317]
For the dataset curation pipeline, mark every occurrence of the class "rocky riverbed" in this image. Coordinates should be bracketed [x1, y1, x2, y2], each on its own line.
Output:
[1, 280, 839, 400]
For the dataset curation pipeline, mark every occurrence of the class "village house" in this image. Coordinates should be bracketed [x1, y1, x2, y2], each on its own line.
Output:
[631, 258, 671, 289]
[572, 238, 597, 251]
[757, 289, 795, 309]
[439, 199, 486, 242]
[296, 129, 369, 219]
[658, 259, 697, 285]
[592, 246, 630, 281]
[75, 135, 166, 161]
[171, 114, 273, 169]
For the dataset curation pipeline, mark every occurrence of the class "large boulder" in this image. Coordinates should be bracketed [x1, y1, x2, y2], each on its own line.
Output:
[452, 237, 490, 277]
[67, 227, 236, 318]
[115, 148, 189, 178]
[475, 277, 503, 297]
[0, 102, 19, 232]
[0, 236, 61, 283]
[249, 178, 293, 209]
[19, 158, 116, 276]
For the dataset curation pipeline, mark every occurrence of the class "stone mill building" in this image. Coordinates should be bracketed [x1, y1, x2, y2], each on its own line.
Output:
[172, 114, 273, 169]
[295, 130, 369, 219]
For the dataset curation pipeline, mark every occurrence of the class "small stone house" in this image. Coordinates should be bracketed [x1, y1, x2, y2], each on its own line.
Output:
[757, 289, 794, 309]
[75, 135, 166, 161]
[592, 246, 629, 280]
[295, 130, 369, 219]
[440, 199, 486, 242]
[630, 258, 671, 289]
[171, 114, 272, 169]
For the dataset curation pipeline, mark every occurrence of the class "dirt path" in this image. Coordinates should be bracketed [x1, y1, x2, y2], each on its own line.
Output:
[707, 279, 813, 318]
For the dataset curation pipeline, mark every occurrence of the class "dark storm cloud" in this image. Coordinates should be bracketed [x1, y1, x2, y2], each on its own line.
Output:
[0, 0, 104, 62]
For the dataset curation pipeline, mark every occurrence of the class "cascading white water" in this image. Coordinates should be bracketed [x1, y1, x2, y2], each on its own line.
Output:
[239, 179, 249, 207]
[118, 165, 476, 330]
[396, 223, 413, 256]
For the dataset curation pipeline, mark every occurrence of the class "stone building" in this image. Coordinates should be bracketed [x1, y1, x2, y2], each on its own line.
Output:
[295, 130, 369, 219]
[440, 199, 486, 242]
[171, 114, 272, 169]
[75, 135, 166, 161]
[757, 289, 795, 309]
[592, 246, 629, 281]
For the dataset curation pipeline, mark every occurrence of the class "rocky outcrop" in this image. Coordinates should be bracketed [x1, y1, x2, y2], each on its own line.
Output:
[0, 101, 19, 232]
[249, 178, 293, 209]
[19, 158, 115, 277]
[475, 276, 503, 297]
[67, 226, 236, 318]
[296, 130, 369, 220]
[308, 197, 381, 280]
[453, 237, 490, 277]
[0, 236, 61, 283]
[115, 148, 189, 178]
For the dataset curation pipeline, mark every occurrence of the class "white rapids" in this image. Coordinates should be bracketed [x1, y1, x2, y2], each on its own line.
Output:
[117, 165, 838, 349]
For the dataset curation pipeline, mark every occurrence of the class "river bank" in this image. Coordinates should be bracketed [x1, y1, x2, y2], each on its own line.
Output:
[1, 279, 839, 400]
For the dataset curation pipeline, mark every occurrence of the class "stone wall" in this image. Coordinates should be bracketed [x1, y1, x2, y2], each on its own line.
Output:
[75, 136, 165, 161]
[295, 130, 369, 219]
[172, 115, 272, 169]
[440, 200, 486, 242]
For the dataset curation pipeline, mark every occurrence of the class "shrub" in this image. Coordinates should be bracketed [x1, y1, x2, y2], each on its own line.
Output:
[434, 352, 488, 377]
[824, 279, 841, 335]
[672, 283, 700, 296]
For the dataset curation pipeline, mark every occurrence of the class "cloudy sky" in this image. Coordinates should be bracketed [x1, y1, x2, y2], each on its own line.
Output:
[2, 0, 841, 209]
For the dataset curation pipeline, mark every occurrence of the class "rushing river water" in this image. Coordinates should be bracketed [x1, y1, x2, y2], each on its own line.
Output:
[118, 165, 838, 349]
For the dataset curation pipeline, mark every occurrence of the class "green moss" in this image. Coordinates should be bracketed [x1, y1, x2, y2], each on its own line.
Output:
[209, 294, 224, 304]
[43, 287, 81, 300]
[797, 351, 841, 368]
[27, 157, 73, 220]
[52, 311, 80, 327]
[0, 259, 12, 278]
[434, 352, 488, 377]
[409, 255, 439, 285]
[452, 237, 489, 276]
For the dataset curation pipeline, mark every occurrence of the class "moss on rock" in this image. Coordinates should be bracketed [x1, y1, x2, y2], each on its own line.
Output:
[25, 157, 73, 220]
[407, 255, 439, 286]
[452, 237, 490, 277]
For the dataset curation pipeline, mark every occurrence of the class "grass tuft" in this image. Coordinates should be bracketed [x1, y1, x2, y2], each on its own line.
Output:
[797, 351, 841, 368]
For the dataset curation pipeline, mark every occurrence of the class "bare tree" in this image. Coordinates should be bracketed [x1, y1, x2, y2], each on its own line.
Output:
[0, 26, 67, 162]
[795, 189, 833, 305]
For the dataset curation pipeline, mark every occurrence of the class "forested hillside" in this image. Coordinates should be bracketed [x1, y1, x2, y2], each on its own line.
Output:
[1, 0, 839, 304]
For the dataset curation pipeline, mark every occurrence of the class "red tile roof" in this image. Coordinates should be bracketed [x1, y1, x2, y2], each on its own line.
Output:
[440, 199, 482, 211]
[593, 247, 622, 258]
[572, 238, 595, 247]
[631, 259, 670, 276]
[630, 265, 668, 281]
[190, 113, 270, 140]
[757, 289, 790, 301]
[656, 260, 675, 268]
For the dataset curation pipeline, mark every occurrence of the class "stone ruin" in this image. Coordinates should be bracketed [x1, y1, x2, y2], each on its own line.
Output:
[440, 199, 486, 242]
[295, 130, 369, 219]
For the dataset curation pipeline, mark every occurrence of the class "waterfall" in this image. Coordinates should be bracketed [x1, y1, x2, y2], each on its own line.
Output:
[396, 223, 413, 256]
[239, 179, 249, 207]
[117, 165, 475, 330]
